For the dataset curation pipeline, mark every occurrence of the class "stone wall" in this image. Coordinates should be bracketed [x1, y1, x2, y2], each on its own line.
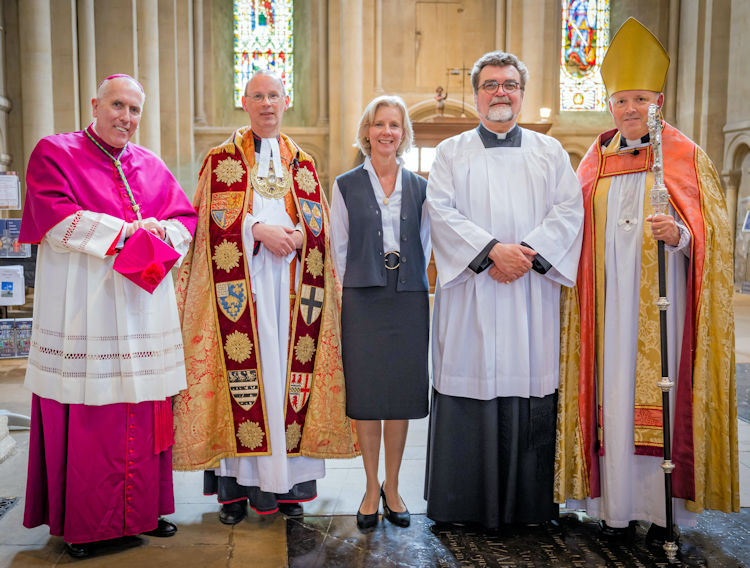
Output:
[1, 0, 747, 278]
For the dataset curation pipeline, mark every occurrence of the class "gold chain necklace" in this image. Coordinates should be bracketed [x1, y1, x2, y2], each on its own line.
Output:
[250, 160, 292, 199]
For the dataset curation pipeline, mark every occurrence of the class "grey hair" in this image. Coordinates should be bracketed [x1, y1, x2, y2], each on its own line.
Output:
[470, 51, 529, 92]
[355, 95, 414, 157]
[244, 70, 286, 97]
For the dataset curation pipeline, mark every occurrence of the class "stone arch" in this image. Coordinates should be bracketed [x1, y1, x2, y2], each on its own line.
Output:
[407, 98, 479, 123]
[553, 139, 588, 171]
[562, 142, 589, 171]
[726, 137, 750, 287]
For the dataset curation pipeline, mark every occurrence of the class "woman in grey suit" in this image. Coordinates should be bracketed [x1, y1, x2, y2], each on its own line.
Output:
[330, 95, 431, 529]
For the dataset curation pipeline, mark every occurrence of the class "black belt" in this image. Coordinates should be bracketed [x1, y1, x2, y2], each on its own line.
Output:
[384, 251, 400, 270]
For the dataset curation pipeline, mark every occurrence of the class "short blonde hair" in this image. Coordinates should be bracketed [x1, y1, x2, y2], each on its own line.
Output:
[355, 95, 413, 157]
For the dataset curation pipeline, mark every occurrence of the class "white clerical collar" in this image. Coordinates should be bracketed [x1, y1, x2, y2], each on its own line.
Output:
[484, 123, 518, 139]
[477, 123, 521, 148]
[495, 125, 515, 140]
[257, 137, 283, 179]
[621, 132, 650, 148]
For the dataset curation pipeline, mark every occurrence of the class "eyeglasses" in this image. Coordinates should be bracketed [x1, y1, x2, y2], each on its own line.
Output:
[478, 80, 522, 94]
[246, 93, 282, 104]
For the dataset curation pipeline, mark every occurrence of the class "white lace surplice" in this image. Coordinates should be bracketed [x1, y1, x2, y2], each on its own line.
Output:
[25, 211, 192, 405]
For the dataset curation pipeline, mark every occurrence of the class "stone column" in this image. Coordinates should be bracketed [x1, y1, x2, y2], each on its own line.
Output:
[19, 0, 54, 170]
[77, 0, 96, 128]
[136, 0, 161, 155]
[338, 0, 363, 172]
[317, 0, 329, 124]
[676, 4, 700, 141]
[495, 0, 507, 50]
[175, 0, 195, 188]
[374, 0, 383, 93]
[725, 171, 740, 248]
[193, 0, 206, 125]
[0, 4, 11, 171]
[665, 0, 680, 124]
[520, 0, 545, 123]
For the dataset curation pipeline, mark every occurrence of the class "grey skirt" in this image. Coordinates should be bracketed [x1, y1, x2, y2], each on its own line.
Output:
[341, 268, 429, 420]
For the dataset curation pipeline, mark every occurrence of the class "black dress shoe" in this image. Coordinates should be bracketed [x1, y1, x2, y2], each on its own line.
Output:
[219, 500, 248, 525]
[645, 523, 680, 549]
[143, 518, 178, 537]
[65, 542, 91, 558]
[598, 520, 636, 540]
[381, 483, 410, 527]
[278, 501, 304, 517]
[356, 494, 379, 529]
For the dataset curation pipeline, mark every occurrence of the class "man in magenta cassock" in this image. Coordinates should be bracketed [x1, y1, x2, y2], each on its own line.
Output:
[19, 75, 197, 558]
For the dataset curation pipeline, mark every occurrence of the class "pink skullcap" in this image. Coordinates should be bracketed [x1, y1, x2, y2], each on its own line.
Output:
[98, 74, 145, 94]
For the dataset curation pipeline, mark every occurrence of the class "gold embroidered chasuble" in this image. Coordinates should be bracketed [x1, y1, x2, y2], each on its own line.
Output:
[172, 127, 358, 470]
[554, 123, 739, 514]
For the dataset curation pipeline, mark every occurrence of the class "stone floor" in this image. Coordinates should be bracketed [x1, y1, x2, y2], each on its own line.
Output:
[0, 294, 749, 567]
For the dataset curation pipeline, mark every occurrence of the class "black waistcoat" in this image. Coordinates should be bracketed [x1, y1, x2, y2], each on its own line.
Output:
[336, 165, 428, 292]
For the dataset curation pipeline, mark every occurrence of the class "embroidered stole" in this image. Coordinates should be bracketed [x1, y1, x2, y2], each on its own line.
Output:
[558, 123, 734, 507]
[205, 132, 327, 457]
[591, 133, 687, 454]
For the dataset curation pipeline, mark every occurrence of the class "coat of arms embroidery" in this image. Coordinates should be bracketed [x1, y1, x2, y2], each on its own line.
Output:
[299, 199, 323, 237]
[216, 280, 248, 322]
[211, 191, 244, 229]
[229, 370, 260, 411]
[289, 372, 312, 412]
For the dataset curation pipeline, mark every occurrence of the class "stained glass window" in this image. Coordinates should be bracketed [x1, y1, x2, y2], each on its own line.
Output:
[234, 0, 294, 107]
[559, 0, 609, 111]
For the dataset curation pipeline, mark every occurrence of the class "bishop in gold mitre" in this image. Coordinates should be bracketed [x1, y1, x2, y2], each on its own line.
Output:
[555, 16, 739, 548]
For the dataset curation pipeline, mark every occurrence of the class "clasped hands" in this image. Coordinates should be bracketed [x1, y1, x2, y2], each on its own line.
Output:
[646, 213, 680, 246]
[124, 217, 166, 240]
[487, 243, 537, 284]
[252, 223, 303, 256]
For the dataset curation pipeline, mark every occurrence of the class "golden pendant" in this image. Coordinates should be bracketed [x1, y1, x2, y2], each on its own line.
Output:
[250, 163, 291, 199]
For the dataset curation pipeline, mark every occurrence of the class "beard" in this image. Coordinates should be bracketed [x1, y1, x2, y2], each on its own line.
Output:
[486, 96, 514, 123]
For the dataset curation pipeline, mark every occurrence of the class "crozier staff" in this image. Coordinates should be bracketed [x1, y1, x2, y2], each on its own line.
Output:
[556, 18, 739, 550]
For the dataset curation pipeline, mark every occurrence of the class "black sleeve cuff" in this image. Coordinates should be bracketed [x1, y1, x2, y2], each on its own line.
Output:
[520, 241, 551, 275]
[468, 239, 499, 274]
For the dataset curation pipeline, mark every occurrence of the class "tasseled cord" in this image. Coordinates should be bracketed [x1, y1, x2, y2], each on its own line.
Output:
[153, 398, 174, 454]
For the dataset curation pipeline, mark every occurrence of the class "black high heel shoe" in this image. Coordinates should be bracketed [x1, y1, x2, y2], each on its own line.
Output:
[356, 493, 379, 529]
[381, 483, 410, 527]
